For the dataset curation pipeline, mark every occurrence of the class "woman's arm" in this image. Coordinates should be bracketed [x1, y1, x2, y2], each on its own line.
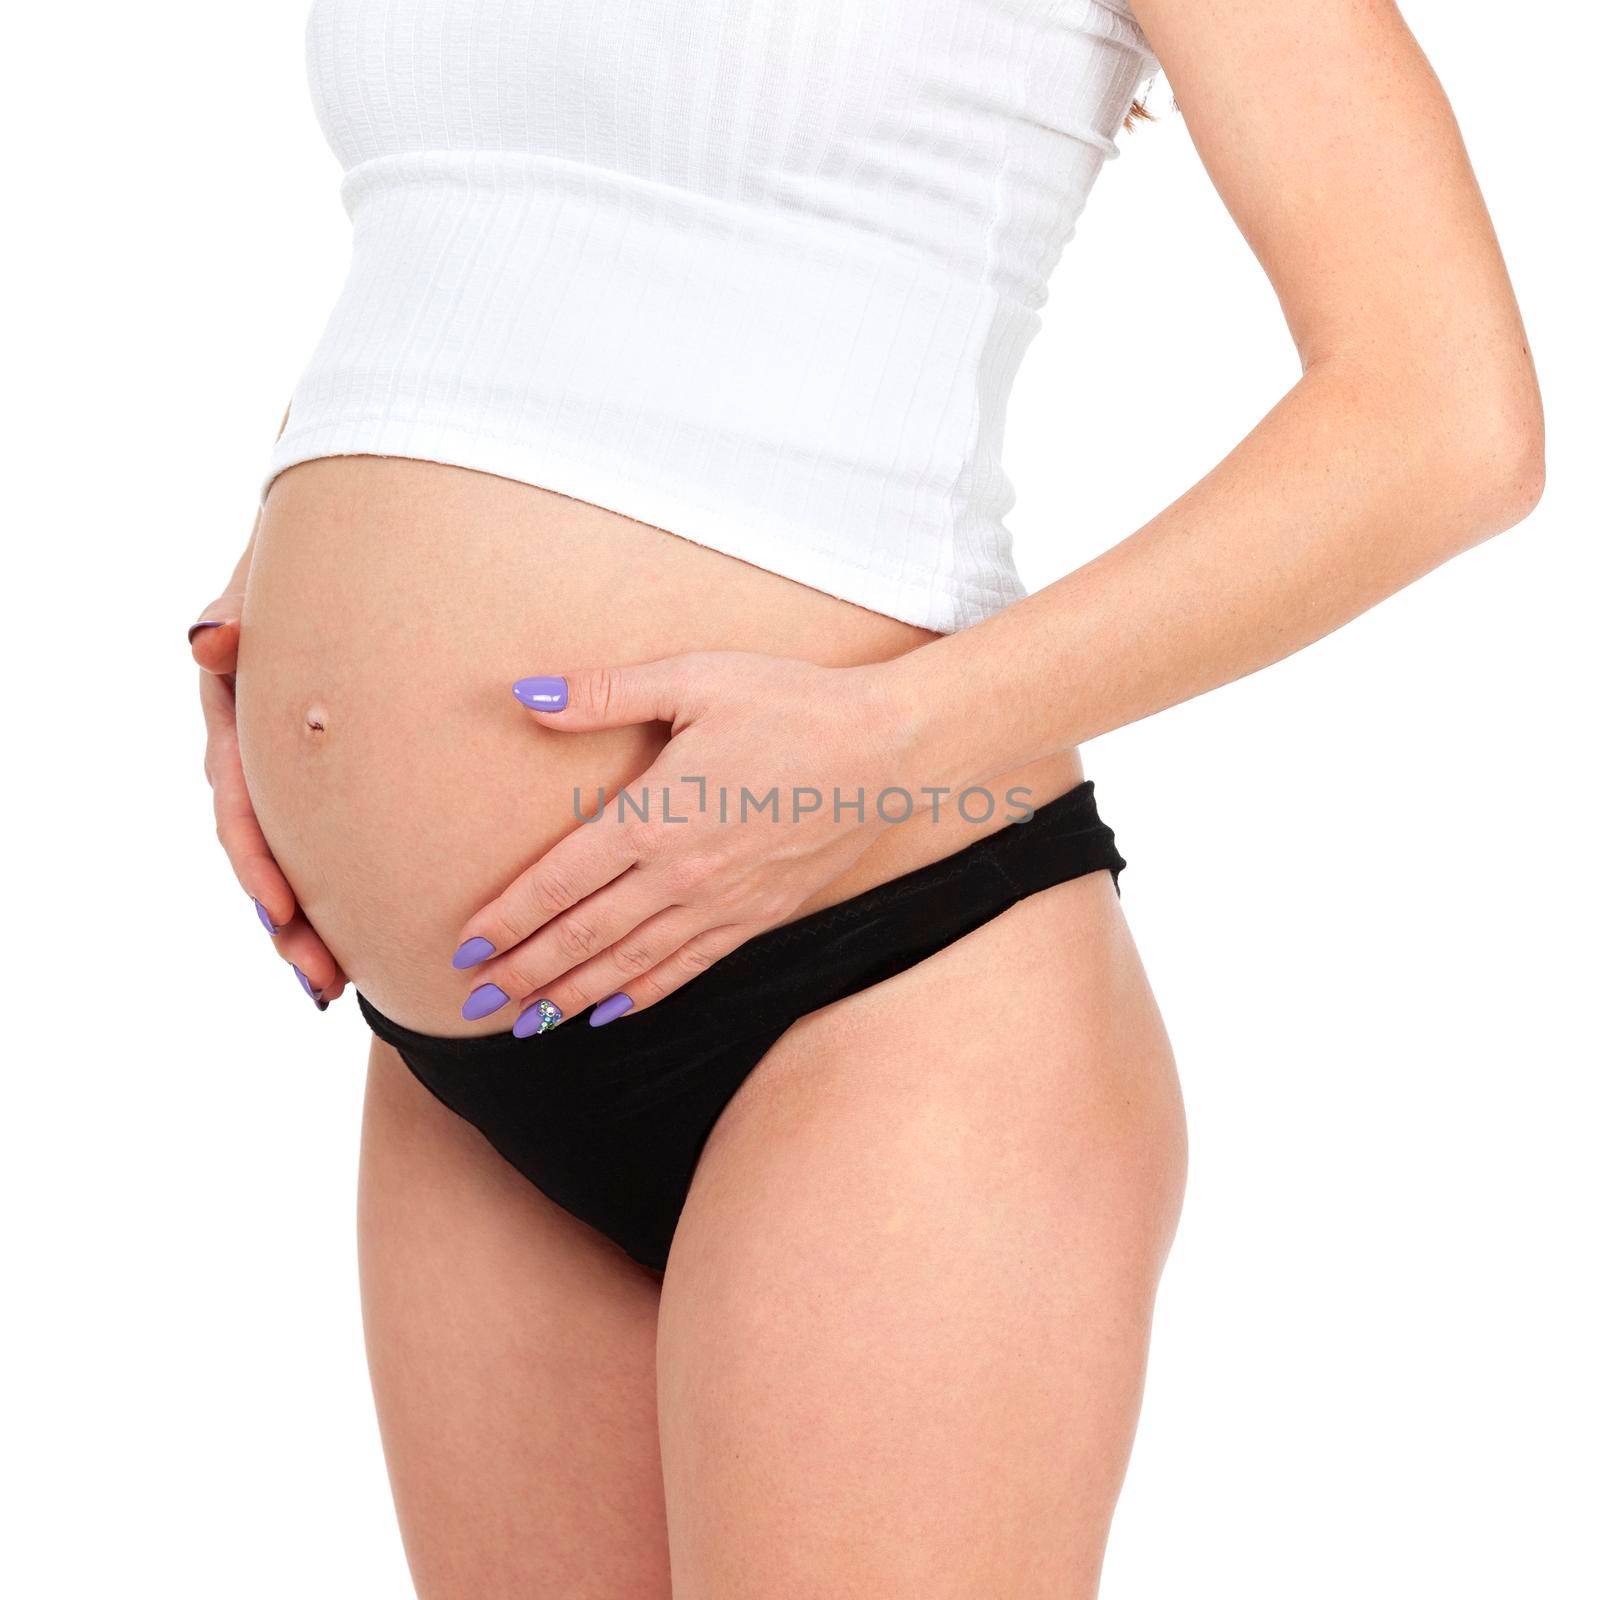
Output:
[452, 0, 1543, 1026]
[884, 0, 1543, 791]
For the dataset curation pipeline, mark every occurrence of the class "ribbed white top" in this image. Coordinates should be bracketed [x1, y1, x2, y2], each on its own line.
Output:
[270, 0, 1157, 632]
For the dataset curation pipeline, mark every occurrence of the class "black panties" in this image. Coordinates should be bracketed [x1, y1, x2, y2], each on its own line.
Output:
[358, 781, 1126, 1273]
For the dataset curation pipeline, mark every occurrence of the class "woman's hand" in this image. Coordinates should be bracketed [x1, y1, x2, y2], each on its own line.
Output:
[450, 653, 916, 1034]
[191, 542, 347, 1011]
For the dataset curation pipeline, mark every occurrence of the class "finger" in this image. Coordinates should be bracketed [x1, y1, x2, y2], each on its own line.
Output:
[501, 908, 713, 1035]
[274, 915, 348, 1011]
[509, 656, 701, 733]
[516, 921, 751, 1036]
[199, 671, 298, 934]
[189, 599, 243, 673]
[451, 802, 655, 969]
[463, 872, 673, 1020]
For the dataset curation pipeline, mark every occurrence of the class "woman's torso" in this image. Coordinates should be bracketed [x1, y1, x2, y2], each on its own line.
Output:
[236, 0, 1154, 1031]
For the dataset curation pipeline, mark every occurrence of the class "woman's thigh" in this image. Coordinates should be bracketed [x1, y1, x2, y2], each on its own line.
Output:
[357, 1040, 672, 1600]
[656, 871, 1187, 1600]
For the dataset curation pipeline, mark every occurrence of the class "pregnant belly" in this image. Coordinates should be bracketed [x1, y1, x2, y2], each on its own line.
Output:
[235, 457, 1082, 1034]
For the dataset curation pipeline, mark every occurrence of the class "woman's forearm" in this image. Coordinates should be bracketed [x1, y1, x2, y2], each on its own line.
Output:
[884, 348, 1544, 798]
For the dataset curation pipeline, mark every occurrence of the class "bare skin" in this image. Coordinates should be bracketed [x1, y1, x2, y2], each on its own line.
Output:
[192, 0, 1542, 1593]
[656, 869, 1183, 1598]
[357, 1039, 673, 1598]
[233, 457, 1083, 1033]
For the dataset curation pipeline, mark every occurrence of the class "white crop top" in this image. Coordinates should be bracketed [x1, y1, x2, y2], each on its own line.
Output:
[269, 0, 1158, 632]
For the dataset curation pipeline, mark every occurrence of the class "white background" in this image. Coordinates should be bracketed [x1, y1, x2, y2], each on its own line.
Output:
[3, 2, 1594, 1594]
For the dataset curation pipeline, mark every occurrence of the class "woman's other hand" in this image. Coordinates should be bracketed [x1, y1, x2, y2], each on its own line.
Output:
[191, 536, 347, 1011]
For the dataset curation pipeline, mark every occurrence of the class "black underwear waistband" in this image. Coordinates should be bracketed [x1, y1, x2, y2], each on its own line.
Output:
[358, 780, 1125, 1068]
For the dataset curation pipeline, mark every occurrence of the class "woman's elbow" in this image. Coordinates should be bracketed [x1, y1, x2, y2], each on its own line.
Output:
[1471, 406, 1545, 535]
[1440, 361, 1546, 540]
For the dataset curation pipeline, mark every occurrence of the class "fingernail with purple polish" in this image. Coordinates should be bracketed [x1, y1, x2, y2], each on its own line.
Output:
[590, 993, 633, 1028]
[294, 966, 329, 1011]
[255, 898, 280, 935]
[512, 676, 569, 712]
[451, 936, 495, 969]
[513, 999, 563, 1038]
[188, 619, 224, 644]
[461, 983, 510, 1021]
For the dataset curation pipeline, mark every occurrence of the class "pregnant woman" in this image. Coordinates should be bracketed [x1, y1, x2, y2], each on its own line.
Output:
[190, 1, 1541, 1594]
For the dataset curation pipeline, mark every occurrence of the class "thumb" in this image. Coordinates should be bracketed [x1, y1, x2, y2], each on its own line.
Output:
[188, 591, 244, 674]
[511, 659, 692, 732]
